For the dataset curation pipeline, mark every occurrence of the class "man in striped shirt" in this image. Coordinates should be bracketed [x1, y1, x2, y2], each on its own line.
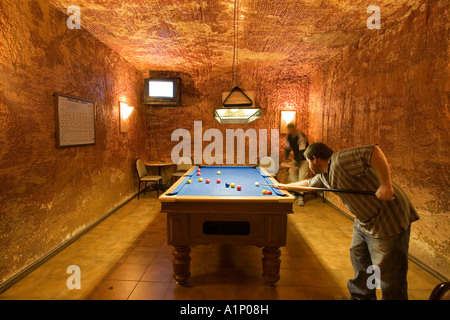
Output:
[276, 142, 419, 300]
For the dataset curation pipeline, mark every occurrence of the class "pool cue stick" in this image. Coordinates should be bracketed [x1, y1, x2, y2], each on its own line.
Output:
[259, 184, 376, 196]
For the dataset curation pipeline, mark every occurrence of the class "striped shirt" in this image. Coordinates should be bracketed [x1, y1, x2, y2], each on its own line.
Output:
[308, 145, 419, 238]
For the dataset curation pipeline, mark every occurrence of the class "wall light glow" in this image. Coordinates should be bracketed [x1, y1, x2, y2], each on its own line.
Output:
[119, 102, 134, 133]
[280, 110, 296, 134]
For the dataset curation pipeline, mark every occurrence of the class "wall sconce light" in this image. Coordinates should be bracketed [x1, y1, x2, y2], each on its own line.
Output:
[119, 101, 134, 133]
[280, 110, 296, 134]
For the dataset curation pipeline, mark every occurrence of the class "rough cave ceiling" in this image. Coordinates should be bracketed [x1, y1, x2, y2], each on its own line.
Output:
[49, 0, 422, 78]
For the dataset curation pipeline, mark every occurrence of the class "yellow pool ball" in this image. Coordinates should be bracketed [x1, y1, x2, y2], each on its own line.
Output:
[230, 183, 235, 188]
[217, 171, 221, 175]
[199, 178, 203, 182]
[187, 180, 191, 184]
[262, 189, 268, 195]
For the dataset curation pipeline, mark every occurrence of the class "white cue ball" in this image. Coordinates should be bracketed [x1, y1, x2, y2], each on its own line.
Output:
[255, 182, 259, 186]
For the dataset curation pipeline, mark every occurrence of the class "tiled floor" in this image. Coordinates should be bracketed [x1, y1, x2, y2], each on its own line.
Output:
[0, 193, 441, 300]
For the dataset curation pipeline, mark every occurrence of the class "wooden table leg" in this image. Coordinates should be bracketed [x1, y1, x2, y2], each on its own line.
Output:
[172, 246, 191, 286]
[262, 246, 281, 286]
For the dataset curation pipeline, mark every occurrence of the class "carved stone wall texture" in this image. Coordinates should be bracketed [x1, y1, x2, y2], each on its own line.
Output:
[308, 1, 449, 276]
[0, 1, 149, 284]
[0, 0, 448, 286]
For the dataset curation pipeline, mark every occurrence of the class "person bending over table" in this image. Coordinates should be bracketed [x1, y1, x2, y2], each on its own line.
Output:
[284, 123, 309, 206]
[275, 142, 419, 300]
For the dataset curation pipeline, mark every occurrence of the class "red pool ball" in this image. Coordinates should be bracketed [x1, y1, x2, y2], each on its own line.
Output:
[217, 179, 221, 183]
[206, 179, 210, 184]
[197, 172, 201, 176]
[237, 185, 242, 191]
[267, 191, 272, 195]
[197, 168, 201, 172]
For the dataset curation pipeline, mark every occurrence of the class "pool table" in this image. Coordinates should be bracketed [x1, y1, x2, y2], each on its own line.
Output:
[159, 165, 295, 286]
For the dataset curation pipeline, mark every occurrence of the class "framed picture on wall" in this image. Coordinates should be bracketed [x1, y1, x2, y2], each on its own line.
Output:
[54, 93, 96, 148]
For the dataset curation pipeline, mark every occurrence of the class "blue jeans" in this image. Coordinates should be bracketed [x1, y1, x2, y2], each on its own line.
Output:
[347, 222, 410, 300]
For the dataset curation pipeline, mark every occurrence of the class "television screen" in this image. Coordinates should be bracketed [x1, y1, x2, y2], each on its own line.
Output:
[143, 77, 181, 106]
[149, 81, 174, 98]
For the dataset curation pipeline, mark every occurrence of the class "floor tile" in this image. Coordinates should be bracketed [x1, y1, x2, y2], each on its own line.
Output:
[128, 282, 169, 300]
[204, 284, 238, 300]
[108, 263, 148, 281]
[90, 280, 137, 300]
[407, 269, 441, 290]
[83, 261, 118, 280]
[53, 277, 106, 300]
[122, 250, 156, 265]
[297, 268, 340, 288]
[304, 286, 347, 300]
[409, 288, 432, 300]
[164, 283, 206, 300]
[141, 264, 174, 283]
[235, 285, 279, 300]
[274, 286, 309, 300]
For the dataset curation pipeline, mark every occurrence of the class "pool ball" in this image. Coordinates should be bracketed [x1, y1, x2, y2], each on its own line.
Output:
[197, 172, 201, 176]
[206, 179, 210, 184]
[217, 179, 221, 183]
[237, 185, 242, 191]
[262, 190, 267, 195]
[199, 178, 203, 182]
[255, 182, 259, 186]
[187, 180, 191, 184]
[197, 168, 201, 172]
[267, 191, 272, 195]
[225, 183, 230, 187]
[217, 171, 221, 175]
[230, 183, 235, 188]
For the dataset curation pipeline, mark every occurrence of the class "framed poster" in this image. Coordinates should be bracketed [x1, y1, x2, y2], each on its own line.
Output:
[54, 93, 96, 148]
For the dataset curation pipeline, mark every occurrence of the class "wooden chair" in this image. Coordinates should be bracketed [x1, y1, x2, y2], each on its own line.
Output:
[135, 158, 162, 199]
[171, 156, 193, 184]
[429, 282, 450, 300]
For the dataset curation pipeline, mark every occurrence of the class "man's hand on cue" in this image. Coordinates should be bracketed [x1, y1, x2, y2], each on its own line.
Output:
[273, 184, 288, 190]
[376, 184, 395, 201]
[274, 184, 310, 191]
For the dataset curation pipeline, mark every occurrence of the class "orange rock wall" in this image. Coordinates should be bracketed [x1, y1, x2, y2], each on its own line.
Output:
[0, 1, 149, 284]
[308, 2, 449, 276]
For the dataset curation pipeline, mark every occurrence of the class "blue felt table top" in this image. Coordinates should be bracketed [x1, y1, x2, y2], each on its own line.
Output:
[167, 166, 285, 197]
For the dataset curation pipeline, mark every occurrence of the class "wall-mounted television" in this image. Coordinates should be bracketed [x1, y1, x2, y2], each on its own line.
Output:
[143, 77, 182, 106]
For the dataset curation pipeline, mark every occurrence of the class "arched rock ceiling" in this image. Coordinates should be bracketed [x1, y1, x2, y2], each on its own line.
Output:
[49, 0, 421, 78]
